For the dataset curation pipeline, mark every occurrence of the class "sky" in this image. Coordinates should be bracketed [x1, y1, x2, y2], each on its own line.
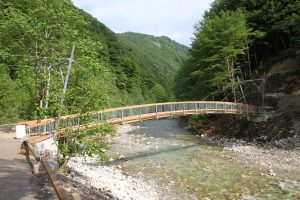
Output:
[72, 0, 214, 46]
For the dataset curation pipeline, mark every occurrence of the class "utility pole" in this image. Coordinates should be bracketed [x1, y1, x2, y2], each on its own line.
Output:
[44, 66, 52, 117]
[60, 44, 75, 106]
[54, 45, 75, 141]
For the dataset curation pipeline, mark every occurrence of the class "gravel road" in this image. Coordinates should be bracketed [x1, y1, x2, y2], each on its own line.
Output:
[0, 125, 55, 200]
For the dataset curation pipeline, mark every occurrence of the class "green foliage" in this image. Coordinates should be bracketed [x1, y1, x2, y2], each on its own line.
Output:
[284, 1, 300, 50]
[210, 0, 300, 60]
[0, 0, 186, 124]
[118, 32, 188, 103]
[176, 10, 255, 100]
[0, 66, 20, 123]
[58, 121, 115, 166]
[183, 114, 218, 134]
[175, 0, 299, 101]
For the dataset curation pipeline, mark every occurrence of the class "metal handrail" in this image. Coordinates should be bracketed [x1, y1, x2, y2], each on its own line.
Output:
[21, 101, 271, 136]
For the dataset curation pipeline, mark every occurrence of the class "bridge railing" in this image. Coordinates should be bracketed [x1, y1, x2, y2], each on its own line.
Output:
[20, 101, 270, 137]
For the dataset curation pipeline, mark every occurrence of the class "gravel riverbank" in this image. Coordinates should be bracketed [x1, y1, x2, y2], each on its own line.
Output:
[225, 145, 300, 175]
[66, 156, 159, 200]
[65, 124, 160, 200]
[199, 134, 300, 178]
[64, 122, 300, 199]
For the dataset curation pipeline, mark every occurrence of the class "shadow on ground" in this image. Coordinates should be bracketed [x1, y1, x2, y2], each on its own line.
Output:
[0, 125, 15, 134]
[0, 158, 56, 200]
[105, 144, 197, 166]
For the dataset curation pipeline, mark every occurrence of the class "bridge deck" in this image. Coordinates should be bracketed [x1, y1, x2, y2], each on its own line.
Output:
[19, 101, 270, 137]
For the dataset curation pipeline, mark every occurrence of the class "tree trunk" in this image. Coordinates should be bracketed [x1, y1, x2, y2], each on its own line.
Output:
[246, 39, 252, 77]
[226, 58, 236, 102]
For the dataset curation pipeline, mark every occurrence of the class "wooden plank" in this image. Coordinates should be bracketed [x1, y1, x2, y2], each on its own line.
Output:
[27, 135, 51, 143]
[26, 142, 41, 161]
[41, 157, 70, 200]
[22, 141, 41, 174]
[19, 119, 54, 126]
[23, 140, 75, 199]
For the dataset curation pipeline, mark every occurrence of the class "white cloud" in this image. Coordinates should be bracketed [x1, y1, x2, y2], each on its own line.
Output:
[72, 0, 213, 46]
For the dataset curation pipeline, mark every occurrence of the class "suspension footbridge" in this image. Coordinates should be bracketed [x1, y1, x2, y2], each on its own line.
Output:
[20, 101, 270, 138]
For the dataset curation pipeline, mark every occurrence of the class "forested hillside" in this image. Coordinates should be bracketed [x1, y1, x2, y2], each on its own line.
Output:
[118, 32, 188, 101]
[0, 0, 186, 124]
[175, 0, 300, 101]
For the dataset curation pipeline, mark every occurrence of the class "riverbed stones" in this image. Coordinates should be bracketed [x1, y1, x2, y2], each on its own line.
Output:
[65, 121, 300, 199]
[268, 169, 276, 176]
[278, 182, 285, 190]
[67, 157, 159, 200]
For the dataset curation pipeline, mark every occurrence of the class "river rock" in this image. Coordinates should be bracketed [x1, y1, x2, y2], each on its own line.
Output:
[278, 182, 285, 190]
[289, 130, 295, 134]
[268, 169, 276, 176]
[67, 157, 159, 200]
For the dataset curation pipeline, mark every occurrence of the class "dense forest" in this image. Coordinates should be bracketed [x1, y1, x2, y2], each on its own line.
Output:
[118, 32, 188, 101]
[175, 0, 300, 101]
[0, 0, 187, 124]
[1, 0, 299, 124]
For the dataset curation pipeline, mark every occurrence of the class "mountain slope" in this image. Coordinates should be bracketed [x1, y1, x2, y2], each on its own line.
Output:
[118, 32, 188, 101]
[0, 0, 185, 123]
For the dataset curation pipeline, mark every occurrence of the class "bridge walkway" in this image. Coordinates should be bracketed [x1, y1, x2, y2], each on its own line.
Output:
[20, 101, 270, 138]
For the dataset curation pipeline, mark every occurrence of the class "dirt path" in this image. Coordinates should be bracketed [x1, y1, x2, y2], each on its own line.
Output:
[0, 125, 43, 200]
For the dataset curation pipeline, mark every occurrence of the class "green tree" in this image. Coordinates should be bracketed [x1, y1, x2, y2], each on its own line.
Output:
[210, 0, 299, 64]
[176, 10, 256, 100]
[0, 66, 19, 123]
[0, 0, 183, 124]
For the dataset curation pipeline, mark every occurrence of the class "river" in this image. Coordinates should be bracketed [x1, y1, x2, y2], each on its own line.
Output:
[105, 118, 300, 199]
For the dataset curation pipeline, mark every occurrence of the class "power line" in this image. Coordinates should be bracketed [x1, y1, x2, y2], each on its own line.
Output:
[5, 64, 46, 69]
[0, 54, 69, 60]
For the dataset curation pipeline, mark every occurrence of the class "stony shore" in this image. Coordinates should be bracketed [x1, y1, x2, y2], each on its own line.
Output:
[65, 124, 160, 200]
[66, 156, 159, 200]
[199, 134, 300, 178]
[62, 123, 300, 199]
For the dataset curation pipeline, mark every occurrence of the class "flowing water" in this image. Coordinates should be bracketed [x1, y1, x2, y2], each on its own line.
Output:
[106, 119, 300, 200]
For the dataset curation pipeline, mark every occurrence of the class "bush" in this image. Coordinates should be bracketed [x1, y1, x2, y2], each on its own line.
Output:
[57, 121, 116, 167]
